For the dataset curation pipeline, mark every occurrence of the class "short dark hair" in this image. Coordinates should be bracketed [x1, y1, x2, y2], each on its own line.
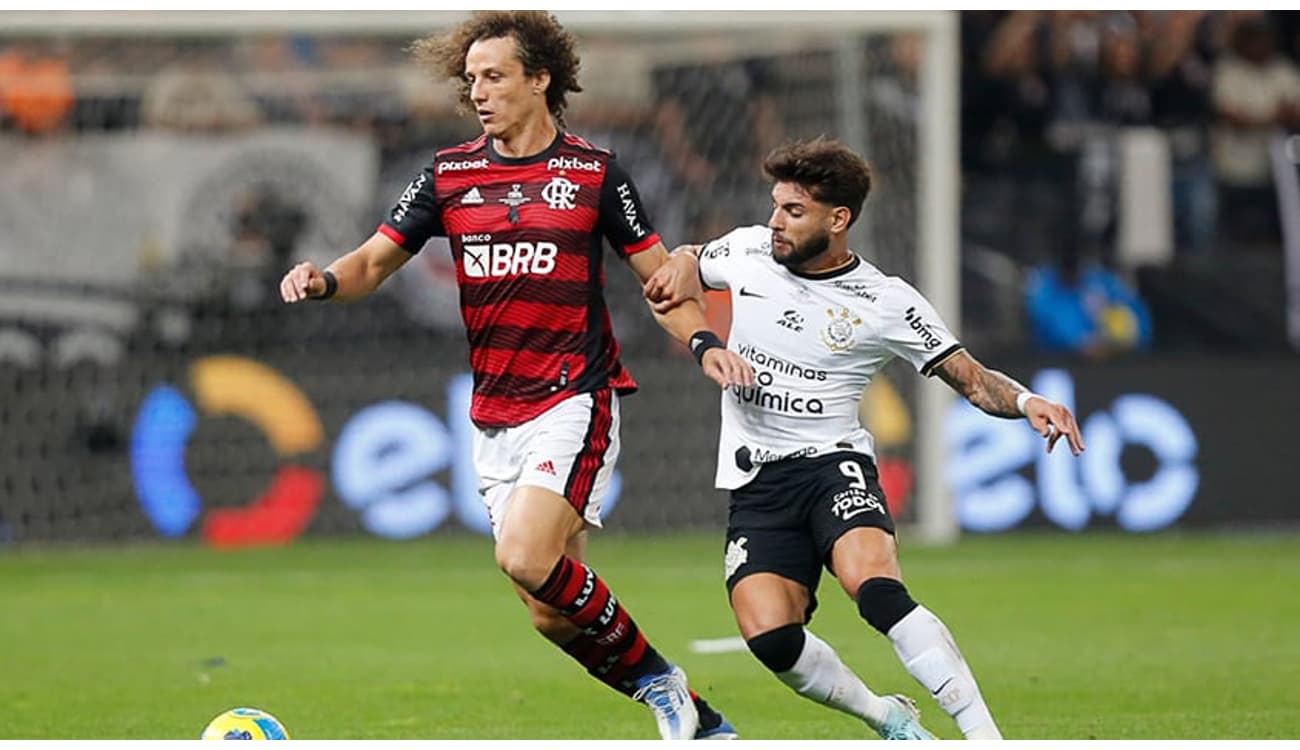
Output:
[411, 11, 583, 126]
[762, 137, 873, 227]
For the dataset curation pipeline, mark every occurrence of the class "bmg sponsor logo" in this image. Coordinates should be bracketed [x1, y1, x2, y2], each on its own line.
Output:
[903, 306, 943, 350]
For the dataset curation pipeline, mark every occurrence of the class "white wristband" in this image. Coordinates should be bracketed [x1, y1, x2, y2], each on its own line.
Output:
[1016, 391, 1041, 416]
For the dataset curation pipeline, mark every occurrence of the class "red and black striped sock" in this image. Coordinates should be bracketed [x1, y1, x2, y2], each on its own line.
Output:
[560, 633, 635, 696]
[534, 556, 670, 690]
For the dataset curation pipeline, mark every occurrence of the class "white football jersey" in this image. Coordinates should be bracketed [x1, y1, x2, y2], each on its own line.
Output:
[699, 225, 964, 489]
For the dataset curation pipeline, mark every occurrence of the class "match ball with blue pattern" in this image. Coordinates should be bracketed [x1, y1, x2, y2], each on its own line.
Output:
[201, 707, 291, 740]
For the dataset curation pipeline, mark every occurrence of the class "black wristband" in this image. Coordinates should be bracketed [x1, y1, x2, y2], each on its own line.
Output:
[688, 330, 724, 366]
[314, 270, 338, 301]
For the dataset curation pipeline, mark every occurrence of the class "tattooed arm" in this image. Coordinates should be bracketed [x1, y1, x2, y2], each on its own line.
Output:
[933, 349, 1026, 417]
[934, 350, 1085, 455]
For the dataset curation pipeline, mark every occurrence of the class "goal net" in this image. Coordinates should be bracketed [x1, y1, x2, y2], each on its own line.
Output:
[0, 11, 959, 545]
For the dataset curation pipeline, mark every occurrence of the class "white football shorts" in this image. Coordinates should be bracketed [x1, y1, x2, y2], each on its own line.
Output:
[473, 389, 621, 539]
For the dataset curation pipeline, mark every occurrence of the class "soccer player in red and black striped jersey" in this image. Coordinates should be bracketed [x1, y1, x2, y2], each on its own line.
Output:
[279, 11, 750, 740]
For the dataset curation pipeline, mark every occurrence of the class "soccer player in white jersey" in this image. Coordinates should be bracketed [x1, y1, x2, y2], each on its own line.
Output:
[648, 137, 1085, 740]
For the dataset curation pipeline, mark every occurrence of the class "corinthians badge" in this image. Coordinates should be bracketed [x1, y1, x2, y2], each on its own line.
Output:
[820, 307, 862, 352]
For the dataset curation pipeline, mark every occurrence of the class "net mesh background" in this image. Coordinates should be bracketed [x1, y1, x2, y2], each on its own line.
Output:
[0, 23, 928, 542]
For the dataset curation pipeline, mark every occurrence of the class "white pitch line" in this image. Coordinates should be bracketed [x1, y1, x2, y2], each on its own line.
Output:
[688, 636, 748, 654]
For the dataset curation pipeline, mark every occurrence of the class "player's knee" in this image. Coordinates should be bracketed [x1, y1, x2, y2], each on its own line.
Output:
[856, 577, 918, 635]
[494, 541, 553, 590]
[745, 623, 806, 673]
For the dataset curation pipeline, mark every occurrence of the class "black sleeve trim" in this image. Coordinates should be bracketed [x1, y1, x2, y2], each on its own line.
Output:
[921, 343, 964, 377]
[381, 164, 442, 253]
[597, 156, 657, 253]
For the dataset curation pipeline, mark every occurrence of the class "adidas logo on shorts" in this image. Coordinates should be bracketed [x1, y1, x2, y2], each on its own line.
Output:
[535, 460, 557, 476]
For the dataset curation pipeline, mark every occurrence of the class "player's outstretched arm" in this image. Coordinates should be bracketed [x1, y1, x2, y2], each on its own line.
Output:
[279, 231, 412, 304]
[934, 350, 1085, 455]
[626, 243, 753, 389]
[643, 244, 704, 315]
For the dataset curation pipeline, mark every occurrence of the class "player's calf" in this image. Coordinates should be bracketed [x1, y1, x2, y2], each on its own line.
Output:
[855, 576, 919, 635]
[857, 577, 1002, 740]
[746, 623, 897, 731]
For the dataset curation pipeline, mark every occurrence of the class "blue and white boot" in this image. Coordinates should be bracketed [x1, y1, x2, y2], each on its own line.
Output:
[633, 665, 700, 740]
[876, 694, 936, 740]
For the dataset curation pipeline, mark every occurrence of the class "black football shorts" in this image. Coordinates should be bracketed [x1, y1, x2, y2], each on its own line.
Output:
[723, 451, 895, 620]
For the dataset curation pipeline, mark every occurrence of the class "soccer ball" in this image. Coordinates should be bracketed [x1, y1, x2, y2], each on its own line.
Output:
[201, 707, 291, 740]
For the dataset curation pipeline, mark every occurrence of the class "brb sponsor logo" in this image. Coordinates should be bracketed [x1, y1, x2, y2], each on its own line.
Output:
[462, 240, 558, 278]
[131, 357, 621, 546]
[946, 368, 1199, 532]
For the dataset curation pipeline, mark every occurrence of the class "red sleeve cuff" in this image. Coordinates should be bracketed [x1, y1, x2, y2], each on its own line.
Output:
[378, 223, 406, 246]
[624, 232, 661, 256]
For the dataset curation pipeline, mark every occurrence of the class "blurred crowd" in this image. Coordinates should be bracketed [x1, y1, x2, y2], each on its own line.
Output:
[0, 35, 459, 149]
[964, 11, 1299, 259]
[1, 10, 1298, 356]
[963, 10, 1299, 354]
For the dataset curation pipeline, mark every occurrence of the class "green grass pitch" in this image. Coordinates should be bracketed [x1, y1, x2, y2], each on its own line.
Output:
[1, 532, 1297, 739]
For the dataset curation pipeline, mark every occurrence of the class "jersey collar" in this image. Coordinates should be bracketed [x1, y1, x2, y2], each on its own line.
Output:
[788, 253, 861, 281]
[487, 129, 565, 165]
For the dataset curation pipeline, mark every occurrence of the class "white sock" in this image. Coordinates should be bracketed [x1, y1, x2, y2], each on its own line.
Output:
[775, 628, 893, 728]
[887, 605, 1003, 739]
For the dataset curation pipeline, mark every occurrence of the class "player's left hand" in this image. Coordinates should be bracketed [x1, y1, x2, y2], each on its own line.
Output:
[644, 249, 702, 314]
[701, 348, 754, 389]
[1024, 396, 1085, 455]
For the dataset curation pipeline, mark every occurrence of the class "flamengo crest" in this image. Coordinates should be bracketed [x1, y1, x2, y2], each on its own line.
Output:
[541, 177, 579, 210]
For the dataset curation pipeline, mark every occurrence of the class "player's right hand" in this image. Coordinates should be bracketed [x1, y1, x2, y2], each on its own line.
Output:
[280, 261, 326, 303]
[1023, 396, 1085, 456]
[644, 248, 702, 314]
[701, 348, 754, 390]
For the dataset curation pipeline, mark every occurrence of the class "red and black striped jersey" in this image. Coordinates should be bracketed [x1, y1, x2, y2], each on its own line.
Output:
[379, 131, 661, 428]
